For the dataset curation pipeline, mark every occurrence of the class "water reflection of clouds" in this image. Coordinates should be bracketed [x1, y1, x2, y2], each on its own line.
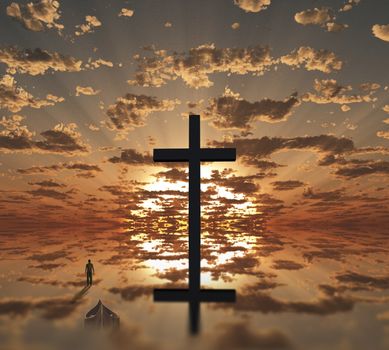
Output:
[0, 169, 388, 348]
[0, 220, 388, 348]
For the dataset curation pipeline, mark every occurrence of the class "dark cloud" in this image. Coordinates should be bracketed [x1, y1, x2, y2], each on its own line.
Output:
[335, 161, 389, 178]
[203, 254, 260, 282]
[216, 288, 355, 315]
[34, 297, 84, 320]
[35, 123, 90, 155]
[335, 271, 389, 291]
[108, 285, 152, 301]
[27, 188, 71, 200]
[154, 168, 187, 182]
[0, 295, 84, 319]
[108, 148, 153, 165]
[0, 114, 35, 150]
[99, 184, 134, 198]
[0, 76, 63, 112]
[239, 158, 282, 171]
[271, 180, 305, 191]
[0, 299, 32, 317]
[209, 135, 355, 168]
[18, 276, 102, 288]
[29, 180, 65, 188]
[105, 93, 179, 134]
[17, 162, 102, 177]
[205, 88, 300, 130]
[154, 268, 187, 283]
[303, 187, 345, 201]
[302, 242, 358, 264]
[0, 47, 81, 75]
[246, 279, 284, 291]
[302, 79, 377, 105]
[64, 163, 102, 178]
[29, 263, 65, 270]
[203, 169, 261, 194]
[0, 117, 90, 156]
[65, 163, 101, 172]
[28, 250, 70, 262]
[271, 259, 305, 270]
[17, 164, 62, 175]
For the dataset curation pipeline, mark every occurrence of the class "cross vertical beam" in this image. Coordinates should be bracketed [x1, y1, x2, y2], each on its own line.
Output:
[189, 115, 200, 295]
[152, 115, 237, 334]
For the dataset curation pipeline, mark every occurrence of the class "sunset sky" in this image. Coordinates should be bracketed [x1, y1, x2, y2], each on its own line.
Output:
[1, 1, 389, 349]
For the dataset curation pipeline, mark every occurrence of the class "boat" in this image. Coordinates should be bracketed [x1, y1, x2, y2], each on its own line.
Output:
[84, 300, 120, 330]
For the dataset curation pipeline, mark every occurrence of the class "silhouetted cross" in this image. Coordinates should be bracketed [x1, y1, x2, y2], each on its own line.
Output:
[153, 115, 236, 334]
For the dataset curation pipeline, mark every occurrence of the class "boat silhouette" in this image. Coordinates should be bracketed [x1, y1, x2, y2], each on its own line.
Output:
[84, 300, 120, 330]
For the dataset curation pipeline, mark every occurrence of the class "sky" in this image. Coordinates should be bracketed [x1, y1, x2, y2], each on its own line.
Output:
[0, 0, 389, 349]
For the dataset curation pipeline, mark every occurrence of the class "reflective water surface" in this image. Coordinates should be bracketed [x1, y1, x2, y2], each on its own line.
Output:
[1, 221, 388, 350]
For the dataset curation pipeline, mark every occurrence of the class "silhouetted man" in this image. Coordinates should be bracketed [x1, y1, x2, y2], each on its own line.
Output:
[85, 259, 95, 286]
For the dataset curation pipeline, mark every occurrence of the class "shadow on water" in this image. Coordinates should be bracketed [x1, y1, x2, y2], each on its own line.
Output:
[72, 284, 91, 303]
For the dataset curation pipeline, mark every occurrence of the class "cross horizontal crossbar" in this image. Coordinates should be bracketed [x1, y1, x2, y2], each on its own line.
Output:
[153, 148, 236, 162]
[154, 289, 236, 302]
